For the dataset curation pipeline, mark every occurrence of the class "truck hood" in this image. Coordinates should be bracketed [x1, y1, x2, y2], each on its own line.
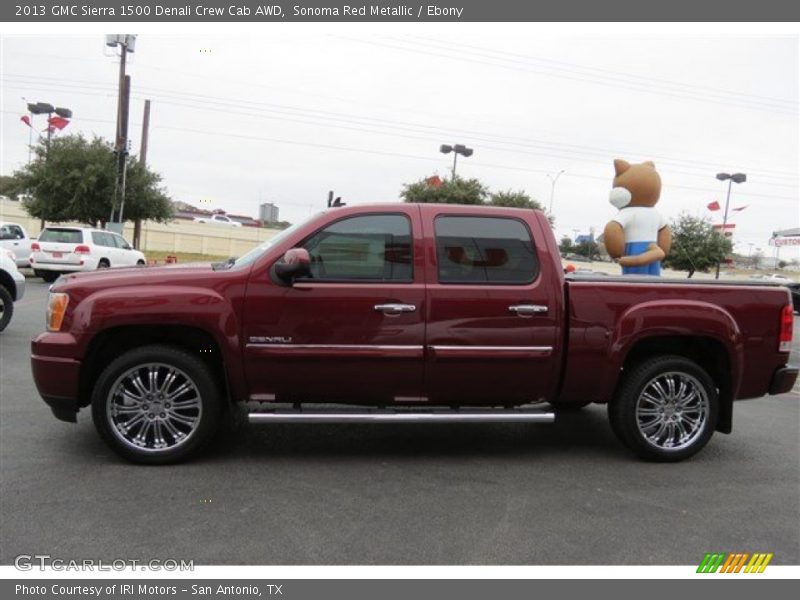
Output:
[55, 262, 217, 289]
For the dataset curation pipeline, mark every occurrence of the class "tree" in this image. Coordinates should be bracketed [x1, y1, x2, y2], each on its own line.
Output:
[489, 189, 544, 211]
[559, 236, 574, 255]
[400, 175, 488, 205]
[662, 213, 733, 278]
[574, 240, 601, 260]
[13, 134, 172, 226]
[0, 175, 20, 198]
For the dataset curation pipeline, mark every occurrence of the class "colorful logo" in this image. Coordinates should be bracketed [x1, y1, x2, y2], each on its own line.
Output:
[697, 552, 773, 573]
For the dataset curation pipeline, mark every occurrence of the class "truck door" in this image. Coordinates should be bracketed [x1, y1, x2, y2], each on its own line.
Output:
[422, 210, 562, 405]
[242, 207, 426, 404]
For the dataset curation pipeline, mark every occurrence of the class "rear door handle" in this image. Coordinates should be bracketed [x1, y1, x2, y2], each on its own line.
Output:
[509, 304, 548, 316]
[374, 303, 416, 314]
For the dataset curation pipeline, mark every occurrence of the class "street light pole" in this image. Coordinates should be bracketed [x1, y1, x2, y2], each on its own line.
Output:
[714, 172, 746, 279]
[440, 144, 473, 179]
[546, 170, 565, 215]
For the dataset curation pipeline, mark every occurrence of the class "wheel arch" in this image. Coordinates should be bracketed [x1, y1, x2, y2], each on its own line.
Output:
[0, 270, 16, 300]
[617, 335, 735, 433]
[79, 325, 232, 409]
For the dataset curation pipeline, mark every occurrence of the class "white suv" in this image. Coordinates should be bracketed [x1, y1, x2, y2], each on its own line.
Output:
[30, 227, 146, 283]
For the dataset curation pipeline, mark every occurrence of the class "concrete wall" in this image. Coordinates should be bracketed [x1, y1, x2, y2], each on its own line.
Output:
[0, 199, 280, 257]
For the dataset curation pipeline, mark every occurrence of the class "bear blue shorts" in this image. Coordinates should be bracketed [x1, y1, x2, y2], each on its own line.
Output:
[622, 241, 661, 276]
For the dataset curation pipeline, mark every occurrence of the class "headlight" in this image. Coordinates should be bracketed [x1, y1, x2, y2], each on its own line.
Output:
[46, 292, 69, 332]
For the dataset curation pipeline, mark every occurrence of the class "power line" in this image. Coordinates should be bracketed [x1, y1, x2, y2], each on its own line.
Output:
[4, 75, 797, 183]
[409, 36, 798, 109]
[335, 36, 797, 115]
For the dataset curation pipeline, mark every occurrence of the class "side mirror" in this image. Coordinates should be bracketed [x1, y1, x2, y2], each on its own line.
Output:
[274, 248, 311, 285]
[123, 243, 132, 250]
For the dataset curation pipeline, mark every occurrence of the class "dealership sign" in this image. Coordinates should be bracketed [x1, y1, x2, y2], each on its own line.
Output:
[770, 237, 800, 246]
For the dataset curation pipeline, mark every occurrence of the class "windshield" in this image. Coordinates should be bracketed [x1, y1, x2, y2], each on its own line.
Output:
[231, 218, 312, 269]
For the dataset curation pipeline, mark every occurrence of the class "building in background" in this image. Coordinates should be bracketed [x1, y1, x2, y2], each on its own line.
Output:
[259, 202, 280, 225]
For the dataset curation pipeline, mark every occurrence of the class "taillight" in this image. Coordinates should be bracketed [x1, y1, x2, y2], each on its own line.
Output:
[46, 293, 69, 332]
[779, 305, 793, 353]
[74, 245, 91, 255]
[31, 242, 40, 252]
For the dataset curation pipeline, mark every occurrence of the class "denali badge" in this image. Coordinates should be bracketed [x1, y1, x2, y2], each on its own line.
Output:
[249, 336, 293, 344]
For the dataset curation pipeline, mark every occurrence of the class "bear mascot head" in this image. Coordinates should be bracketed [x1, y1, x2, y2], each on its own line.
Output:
[603, 159, 672, 275]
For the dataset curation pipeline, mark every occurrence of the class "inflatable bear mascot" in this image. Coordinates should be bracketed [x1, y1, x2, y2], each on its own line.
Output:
[603, 159, 672, 275]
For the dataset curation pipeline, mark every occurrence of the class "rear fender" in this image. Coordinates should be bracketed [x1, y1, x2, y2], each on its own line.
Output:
[608, 300, 743, 432]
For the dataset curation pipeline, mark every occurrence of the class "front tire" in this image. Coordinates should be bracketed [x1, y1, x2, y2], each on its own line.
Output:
[608, 356, 718, 462]
[91, 345, 222, 464]
[0, 285, 13, 332]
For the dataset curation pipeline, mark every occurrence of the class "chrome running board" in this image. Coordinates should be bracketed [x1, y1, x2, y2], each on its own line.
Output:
[248, 406, 555, 424]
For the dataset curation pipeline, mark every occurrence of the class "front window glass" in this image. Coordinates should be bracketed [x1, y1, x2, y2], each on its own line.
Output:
[301, 214, 412, 282]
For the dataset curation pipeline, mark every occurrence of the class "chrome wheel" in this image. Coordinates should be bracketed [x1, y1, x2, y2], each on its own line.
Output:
[635, 371, 709, 451]
[106, 363, 202, 453]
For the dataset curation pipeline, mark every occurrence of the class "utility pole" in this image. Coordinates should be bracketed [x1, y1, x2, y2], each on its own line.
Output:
[111, 75, 131, 227]
[133, 99, 151, 249]
[106, 34, 136, 232]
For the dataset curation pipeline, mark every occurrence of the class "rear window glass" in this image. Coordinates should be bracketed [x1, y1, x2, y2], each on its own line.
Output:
[434, 216, 538, 284]
[39, 228, 84, 244]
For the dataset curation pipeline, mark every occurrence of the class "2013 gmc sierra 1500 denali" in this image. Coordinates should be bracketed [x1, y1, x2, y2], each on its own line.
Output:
[31, 203, 797, 464]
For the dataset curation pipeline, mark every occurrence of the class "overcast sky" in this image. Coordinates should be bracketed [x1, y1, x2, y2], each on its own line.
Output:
[1, 32, 797, 258]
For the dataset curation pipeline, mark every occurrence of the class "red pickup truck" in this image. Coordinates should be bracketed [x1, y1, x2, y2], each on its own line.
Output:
[31, 204, 797, 464]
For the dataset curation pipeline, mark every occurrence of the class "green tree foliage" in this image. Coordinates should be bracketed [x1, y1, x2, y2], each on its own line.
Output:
[0, 175, 20, 198]
[400, 175, 488, 205]
[13, 134, 173, 226]
[489, 189, 545, 211]
[574, 240, 601, 260]
[558, 236, 574, 255]
[662, 213, 733, 278]
[400, 176, 549, 226]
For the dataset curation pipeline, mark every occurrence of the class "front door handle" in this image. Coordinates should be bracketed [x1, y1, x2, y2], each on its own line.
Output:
[374, 303, 416, 314]
[509, 304, 548, 316]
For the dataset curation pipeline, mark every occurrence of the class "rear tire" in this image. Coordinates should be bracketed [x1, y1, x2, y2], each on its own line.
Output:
[608, 355, 718, 462]
[40, 271, 59, 283]
[0, 285, 13, 332]
[97, 259, 110, 269]
[91, 345, 222, 464]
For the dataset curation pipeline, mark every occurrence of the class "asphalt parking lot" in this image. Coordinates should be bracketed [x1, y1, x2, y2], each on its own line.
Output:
[1, 278, 798, 565]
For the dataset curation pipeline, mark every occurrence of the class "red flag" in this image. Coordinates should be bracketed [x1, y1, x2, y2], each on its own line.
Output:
[707, 201, 721, 211]
[43, 125, 56, 134]
[47, 116, 70, 130]
[20, 115, 31, 127]
[731, 205, 748, 212]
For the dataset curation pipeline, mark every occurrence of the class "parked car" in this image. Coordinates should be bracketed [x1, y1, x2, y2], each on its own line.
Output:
[193, 214, 242, 227]
[749, 273, 793, 283]
[30, 226, 145, 283]
[0, 221, 34, 268]
[31, 204, 796, 464]
[0, 248, 26, 332]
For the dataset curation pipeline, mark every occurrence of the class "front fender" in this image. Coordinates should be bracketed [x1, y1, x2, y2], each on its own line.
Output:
[72, 285, 244, 398]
